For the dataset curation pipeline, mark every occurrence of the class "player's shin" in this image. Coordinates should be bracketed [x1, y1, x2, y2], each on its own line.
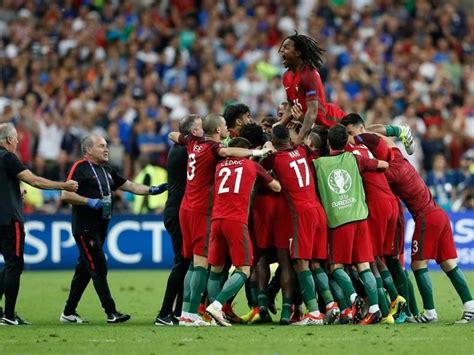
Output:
[329, 278, 350, 310]
[413, 268, 435, 311]
[182, 264, 194, 313]
[297, 269, 318, 313]
[332, 268, 357, 301]
[385, 257, 409, 306]
[358, 269, 379, 314]
[207, 270, 224, 304]
[445, 265, 474, 306]
[312, 266, 334, 306]
[376, 276, 390, 317]
[380, 269, 399, 303]
[188, 266, 208, 314]
[216, 271, 248, 305]
[406, 270, 419, 316]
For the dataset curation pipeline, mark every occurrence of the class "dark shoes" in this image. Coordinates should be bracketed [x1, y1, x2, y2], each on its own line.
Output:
[154, 313, 178, 326]
[106, 311, 131, 323]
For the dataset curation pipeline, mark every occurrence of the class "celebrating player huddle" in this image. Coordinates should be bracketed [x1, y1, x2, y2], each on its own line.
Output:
[159, 107, 473, 327]
[9, 31, 464, 329]
[156, 32, 474, 328]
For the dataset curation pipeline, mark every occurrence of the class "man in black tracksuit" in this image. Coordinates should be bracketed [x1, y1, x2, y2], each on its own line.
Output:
[0, 123, 78, 326]
[60, 134, 167, 324]
[154, 115, 196, 326]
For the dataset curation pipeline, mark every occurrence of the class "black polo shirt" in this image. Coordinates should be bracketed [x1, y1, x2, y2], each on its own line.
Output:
[0, 147, 27, 225]
[67, 159, 127, 235]
[163, 144, 187, 218]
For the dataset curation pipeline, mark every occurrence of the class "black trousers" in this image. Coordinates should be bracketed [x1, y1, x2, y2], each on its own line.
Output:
[64, 230, 116, 315]
[158, 214, 190, 317]
[0, 220, 25, 319]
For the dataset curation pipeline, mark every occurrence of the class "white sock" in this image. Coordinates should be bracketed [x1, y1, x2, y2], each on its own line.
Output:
[463, 300, 474, 311]
[309, 310, 321, 316]
[368, 305, 380, 314]
[212, 300, 223, 311]
[180, 311, 190, 318]
[424, 309, 437, 318]
[350, 293, 357, 304]
[326, 301, 335, 310]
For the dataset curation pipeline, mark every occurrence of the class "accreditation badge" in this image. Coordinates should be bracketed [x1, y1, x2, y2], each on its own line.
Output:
[102, 195, 112, 219]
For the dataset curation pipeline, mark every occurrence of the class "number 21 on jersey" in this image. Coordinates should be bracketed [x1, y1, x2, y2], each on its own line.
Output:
[218, 167, 243, 194]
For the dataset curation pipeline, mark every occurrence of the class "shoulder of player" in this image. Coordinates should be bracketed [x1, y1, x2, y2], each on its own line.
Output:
[274, 146, 306, 157]
[282, 69, 291, 80]
[303, 64, 320, 75]
[185, 134, 205, 145]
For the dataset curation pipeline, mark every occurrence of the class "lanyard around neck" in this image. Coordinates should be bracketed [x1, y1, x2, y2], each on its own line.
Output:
[87, 161, 111, 198]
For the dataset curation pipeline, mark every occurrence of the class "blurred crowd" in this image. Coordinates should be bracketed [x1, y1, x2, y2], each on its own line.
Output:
[0, 0, 473, 213]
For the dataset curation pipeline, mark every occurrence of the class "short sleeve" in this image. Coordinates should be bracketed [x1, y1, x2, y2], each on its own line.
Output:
[300, 67, 320, 102]
[209, 141, 223, 157]
[110, 168, 127, 190]
[260, 155, 275, 171]
[3, 152, 27, 178]
[357, 133, 391, 161]
[354, 154, 379, 172]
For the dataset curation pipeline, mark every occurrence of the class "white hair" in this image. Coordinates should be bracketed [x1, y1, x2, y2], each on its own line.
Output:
[0, 123, 16, 144]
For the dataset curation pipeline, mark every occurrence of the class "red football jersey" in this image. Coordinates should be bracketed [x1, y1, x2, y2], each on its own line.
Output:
[345, 143, 396, 202]
[324, 102, 346, 126]
[355, 133, 392, 161]
[267, 145, 321, 213]
[211, 157, 273, 224]
[178, 134, 222, 213]
[282, 64, 327, 125]
[385, 148, 437, 217]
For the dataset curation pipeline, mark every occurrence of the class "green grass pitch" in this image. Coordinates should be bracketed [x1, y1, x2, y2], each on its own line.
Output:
[0, 270, 473, 354]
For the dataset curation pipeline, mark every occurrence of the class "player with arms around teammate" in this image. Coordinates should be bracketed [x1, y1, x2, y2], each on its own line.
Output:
[0, 123, 78, 326]
[205, 137, 281, 326]
[361, 133, 474, 324]
[60, 135, 167, 324]
[341, 114, 406, 324]
[266, 125, 328, 325]
[168, 114, 272, 326]
[313, 124, 387, 325]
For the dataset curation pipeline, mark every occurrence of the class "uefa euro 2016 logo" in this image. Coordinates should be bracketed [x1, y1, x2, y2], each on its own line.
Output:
[328, 169, 352, 194]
